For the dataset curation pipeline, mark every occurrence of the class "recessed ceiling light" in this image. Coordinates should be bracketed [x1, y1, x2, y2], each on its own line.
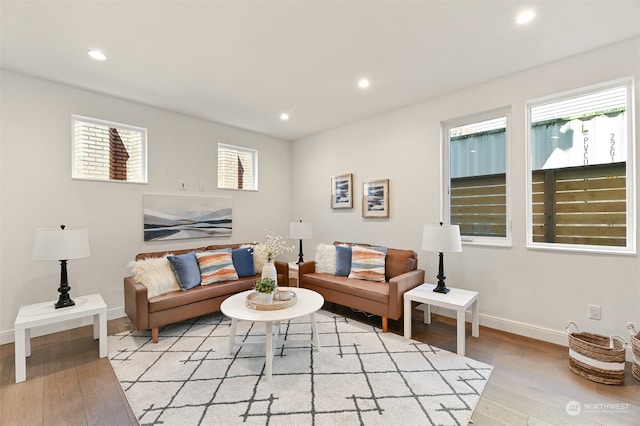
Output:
[88, 50, 107, 61]
[516, 10, 535, 25]
[280, 113, 289, 121]
[358, 78, 370, 89]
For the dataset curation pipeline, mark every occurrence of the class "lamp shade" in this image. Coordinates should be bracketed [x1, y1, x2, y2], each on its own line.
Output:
[421, 224, 462, 253]
[289, 221, 313, 240]
[32, 227, 90, 261]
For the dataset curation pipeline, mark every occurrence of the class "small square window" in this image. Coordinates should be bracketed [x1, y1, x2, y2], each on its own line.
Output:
[217, 143, 258, 191]
[72, 115, 147, 183]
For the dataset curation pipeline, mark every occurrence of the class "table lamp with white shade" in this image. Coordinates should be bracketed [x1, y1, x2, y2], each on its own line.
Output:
[32, 225, 90, 308]
[421, 222, 462, 294]
[289, 220, 313, 263]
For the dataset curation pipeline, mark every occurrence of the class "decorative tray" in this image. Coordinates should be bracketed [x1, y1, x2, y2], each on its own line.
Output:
[246, 290, 297, 311]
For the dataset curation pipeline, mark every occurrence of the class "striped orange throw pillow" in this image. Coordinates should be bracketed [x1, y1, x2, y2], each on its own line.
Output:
[196, 249, 239, 285]
[348, 245, 387, 282]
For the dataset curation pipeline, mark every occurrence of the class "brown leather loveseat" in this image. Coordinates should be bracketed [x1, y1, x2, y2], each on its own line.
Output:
[124, 243, 288, 343]
[298, 241, 424, 332]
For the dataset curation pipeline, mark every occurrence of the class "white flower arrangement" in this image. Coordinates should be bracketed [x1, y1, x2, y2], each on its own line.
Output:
[253, 230, 294, 263]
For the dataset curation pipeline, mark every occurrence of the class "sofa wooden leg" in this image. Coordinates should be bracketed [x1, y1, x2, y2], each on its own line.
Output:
[152, 327, 159, 343]
[382, 317, 388, 332]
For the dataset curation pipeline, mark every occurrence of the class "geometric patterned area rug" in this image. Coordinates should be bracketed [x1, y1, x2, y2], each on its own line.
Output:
[108, 310, 493, 426]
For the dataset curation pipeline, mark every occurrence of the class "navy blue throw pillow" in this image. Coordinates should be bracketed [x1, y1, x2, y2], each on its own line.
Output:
[232, 247, 256, 277]
[334, 245, 352, 276]
[167, 251, 201, 290]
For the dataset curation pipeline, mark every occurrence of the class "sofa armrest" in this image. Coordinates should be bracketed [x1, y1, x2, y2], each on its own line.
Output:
[387, 269, 425, 320]
[124, 276, 149, 331]
[274, 260, 289, 285]
[298, 260, 316, 280]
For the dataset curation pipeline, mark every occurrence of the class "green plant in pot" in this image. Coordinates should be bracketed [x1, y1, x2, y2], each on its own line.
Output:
[254, 277, 277, 304]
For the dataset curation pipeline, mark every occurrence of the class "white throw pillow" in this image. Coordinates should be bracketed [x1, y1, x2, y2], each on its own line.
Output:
[129, 256, 180, 297]
[314, 243, 337, 274]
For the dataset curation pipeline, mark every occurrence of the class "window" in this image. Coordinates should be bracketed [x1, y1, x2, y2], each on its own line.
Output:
[443, 107, 511, 245]
[217, 143, 258, 190]
[72, 115, 147, 183]
[526, 78, 635, 253]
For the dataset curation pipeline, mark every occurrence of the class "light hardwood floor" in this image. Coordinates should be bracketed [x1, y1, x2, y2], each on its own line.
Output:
[1, 304, 638, 425]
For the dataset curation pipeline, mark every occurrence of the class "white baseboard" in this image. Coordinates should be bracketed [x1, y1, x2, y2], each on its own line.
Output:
[418, 305, 634, 362]
[0, 306, 126, 346]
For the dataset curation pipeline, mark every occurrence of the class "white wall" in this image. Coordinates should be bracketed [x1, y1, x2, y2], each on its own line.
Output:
[2, 38, 638, 353]
[292, 37, 640, 350]
[0, 70, 293, 342]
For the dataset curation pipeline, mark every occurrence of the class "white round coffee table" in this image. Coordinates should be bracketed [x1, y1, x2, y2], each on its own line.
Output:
[220, 287, 324, 380]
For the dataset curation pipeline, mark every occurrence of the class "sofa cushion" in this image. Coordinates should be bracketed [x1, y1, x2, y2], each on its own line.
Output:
[129, 256, 180, 297]
[335, 245, 352, 276]
[232, 247, 255, 277]
[348, 245, 387, 282]
[168, 251, 202, 290]
[196, 249, 239, 285]
[314, 243, 336, 274]
[148, 277, 256, 312]
[302, 273, 389, 304]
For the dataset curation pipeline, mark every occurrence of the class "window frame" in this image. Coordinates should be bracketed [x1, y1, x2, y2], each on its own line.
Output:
[525, 77, 636, 254]
[217, 142, 259, 191]
[442, 106, 512, 247]
[71, 114, 148, 184]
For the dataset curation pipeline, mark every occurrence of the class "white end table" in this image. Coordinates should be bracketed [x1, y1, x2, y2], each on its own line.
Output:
[14, 293, 107, 383]
[221, 287, 323, 380]
[288, 262, 299, 287]
[403, 283, 479, 356]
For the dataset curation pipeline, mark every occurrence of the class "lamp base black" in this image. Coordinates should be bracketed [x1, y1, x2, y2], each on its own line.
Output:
[55, 292, 75, 309]
[296, 239, 304, 264]
[433, 281, 450, 294]
[433, 251, 450, 294]
[54, 259, 75, 309]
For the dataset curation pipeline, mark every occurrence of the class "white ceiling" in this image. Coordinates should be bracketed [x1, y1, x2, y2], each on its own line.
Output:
[2, 1, 639, 141]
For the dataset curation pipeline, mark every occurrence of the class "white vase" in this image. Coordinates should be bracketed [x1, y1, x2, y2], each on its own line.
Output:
[256, 292, 274, 304]
[261, 261, 278, 284]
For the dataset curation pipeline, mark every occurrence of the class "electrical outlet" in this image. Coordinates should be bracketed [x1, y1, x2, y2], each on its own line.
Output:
[588, 304, 601, 320]
[180, 181, 186, 191]
[199, 182, 206, 192]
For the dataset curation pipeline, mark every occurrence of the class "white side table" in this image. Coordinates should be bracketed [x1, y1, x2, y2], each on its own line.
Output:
[14, 293, 107, 383]
[404, 283, 479, 356]
[288, 262, 299, 287]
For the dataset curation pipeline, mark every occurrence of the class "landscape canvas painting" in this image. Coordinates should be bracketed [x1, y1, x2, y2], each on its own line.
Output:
[143, 195, 232, 241]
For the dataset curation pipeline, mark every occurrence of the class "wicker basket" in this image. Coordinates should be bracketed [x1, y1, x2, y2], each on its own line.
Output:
[627, 323, 640, 382]
[566, 321, 626, 385]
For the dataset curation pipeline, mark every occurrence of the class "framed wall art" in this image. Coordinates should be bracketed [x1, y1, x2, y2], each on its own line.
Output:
[143, 194, 232, 241]
[362, 179, 390, 218]
[331, 173, 353, 209]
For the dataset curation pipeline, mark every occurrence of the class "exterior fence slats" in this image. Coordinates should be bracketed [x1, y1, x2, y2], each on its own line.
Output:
[453, 163, 626, 245]
[451, 173, 506, 237]
[531, 162, 626, 246]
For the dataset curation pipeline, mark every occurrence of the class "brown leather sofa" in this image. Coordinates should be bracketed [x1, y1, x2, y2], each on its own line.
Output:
[298, 241, 424, 332]
[124, 243, 289, 343]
